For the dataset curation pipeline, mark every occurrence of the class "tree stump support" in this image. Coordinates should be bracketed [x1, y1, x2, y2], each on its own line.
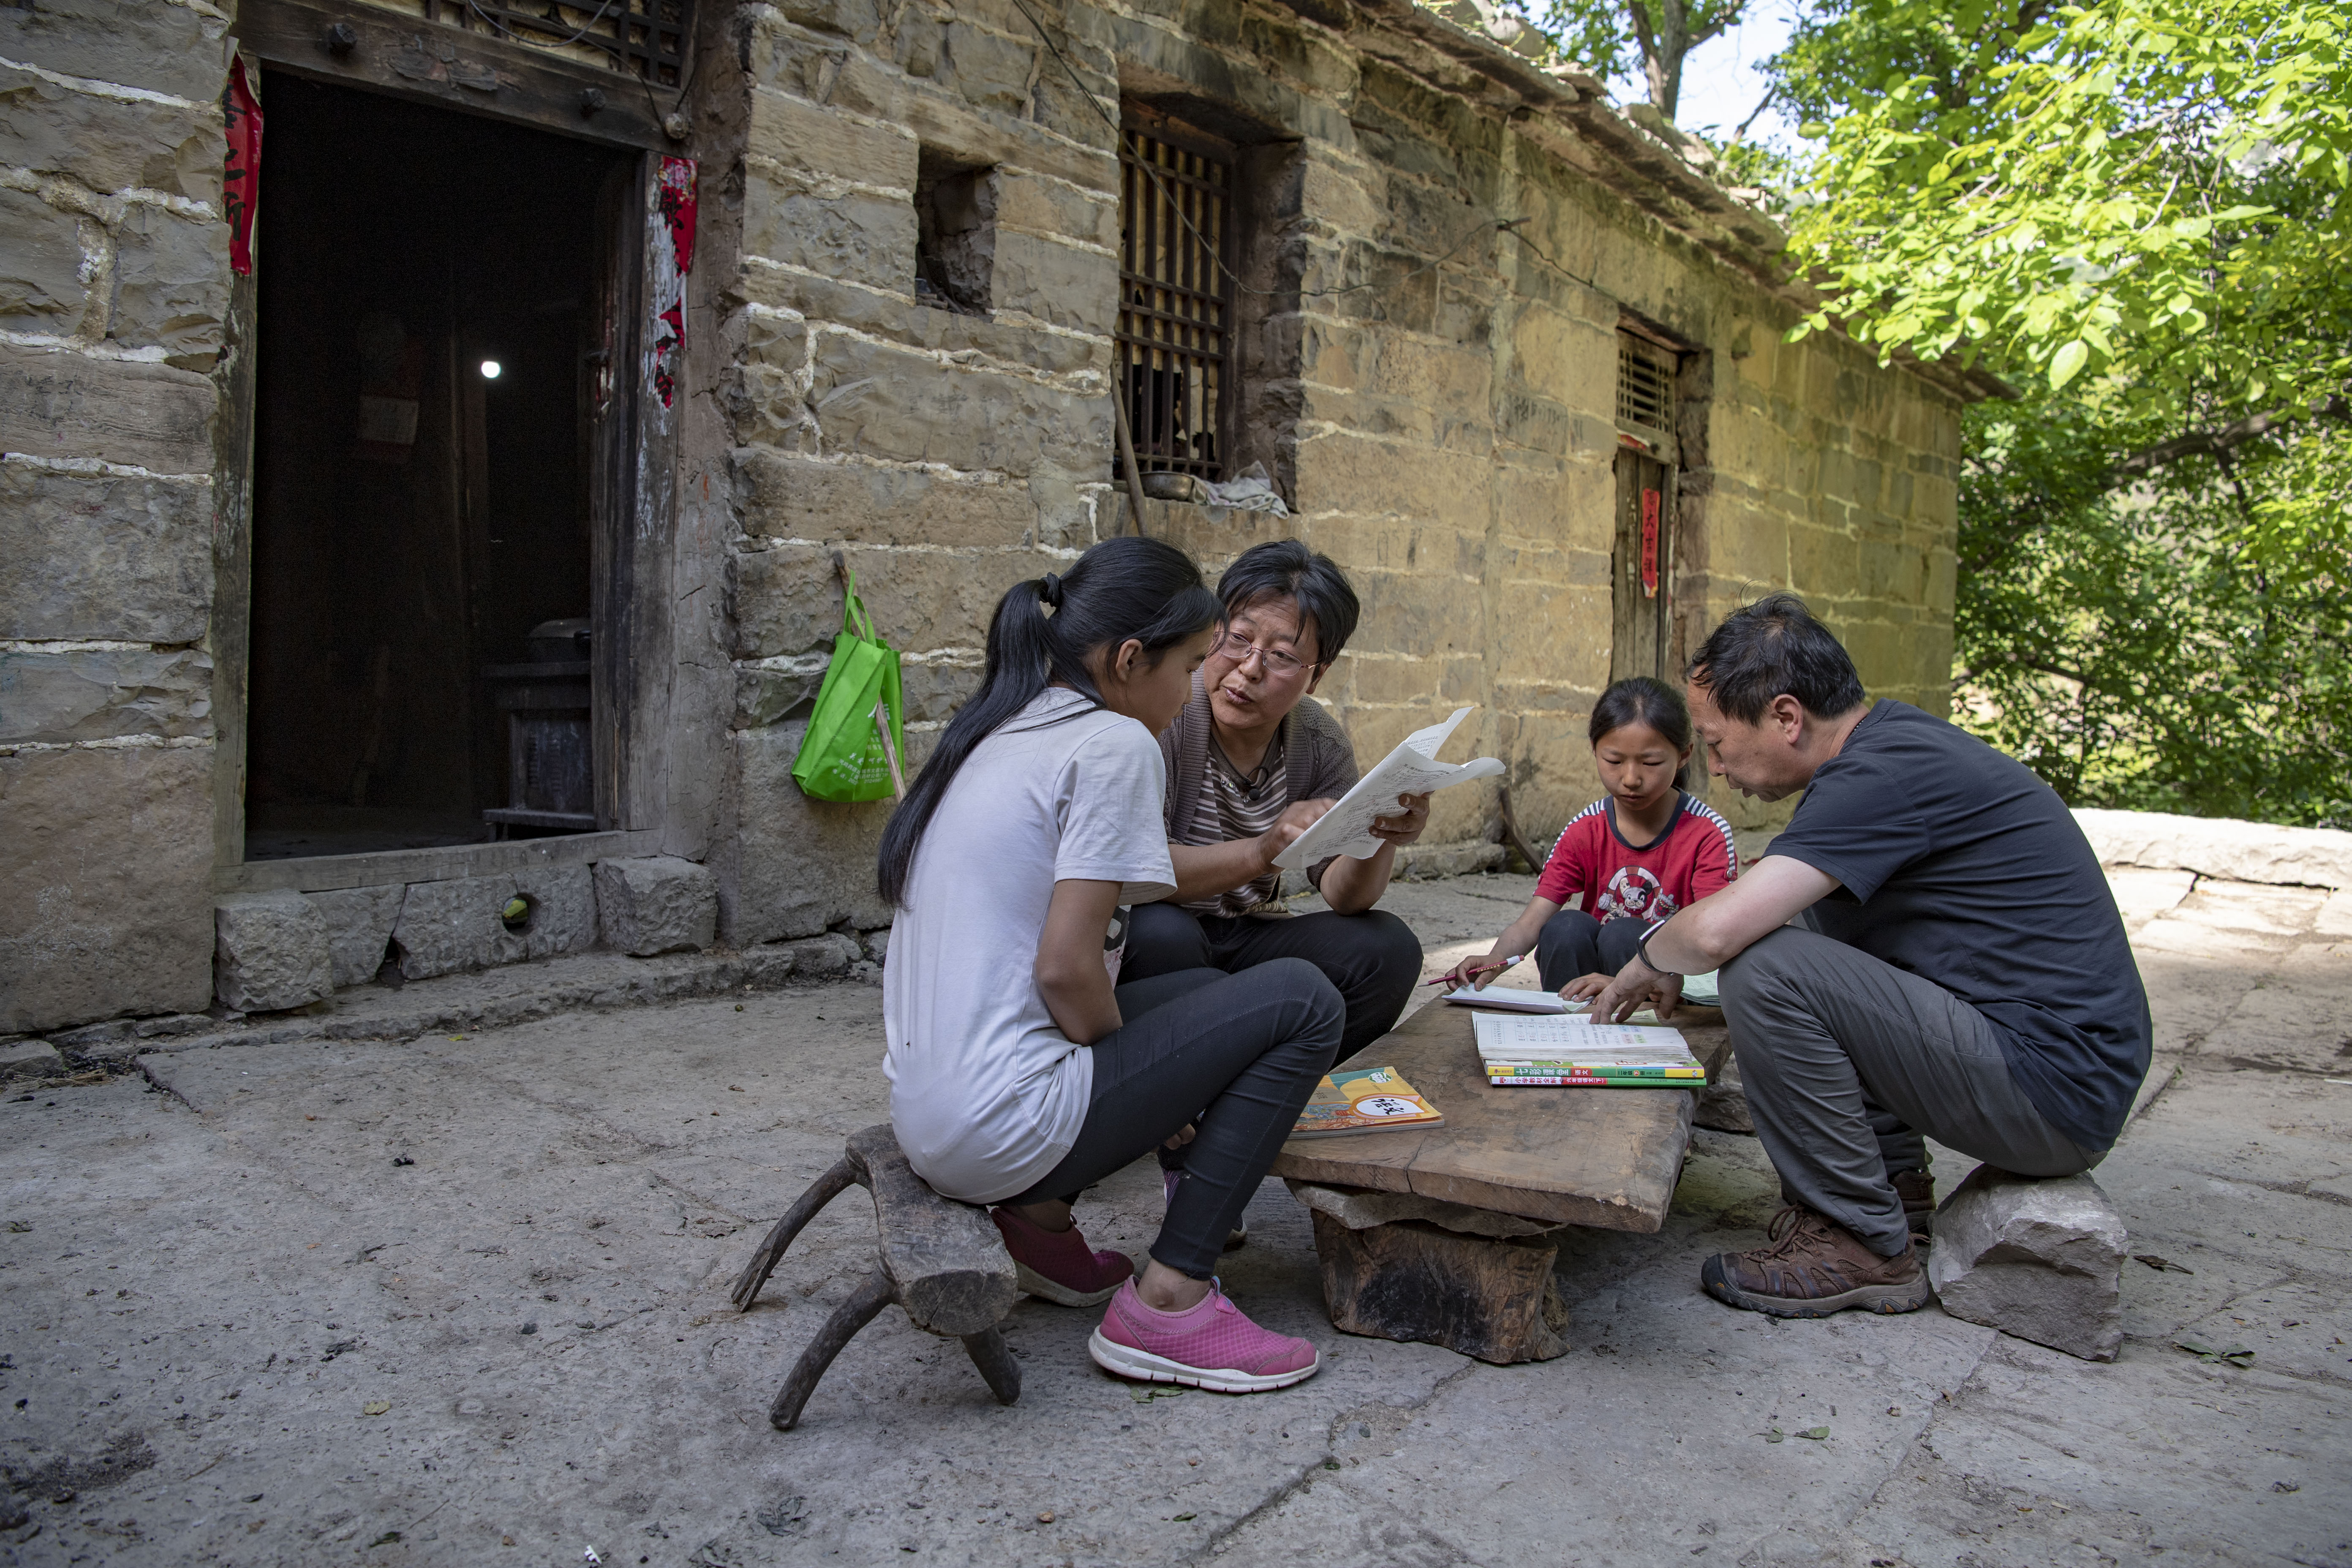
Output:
[1289, 1179, 1573, 1364]
[730, 1123, 1021, 1429]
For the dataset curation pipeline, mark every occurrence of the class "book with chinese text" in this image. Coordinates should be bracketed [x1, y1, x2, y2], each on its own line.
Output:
[1290, 1065, 1445, 1138]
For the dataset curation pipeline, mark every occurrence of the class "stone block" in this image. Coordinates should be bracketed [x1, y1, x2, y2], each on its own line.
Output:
[732, 540, 1055, 662]
[747, 87, 918, 190]
[780, 930, 864, 978]
[0, 741, 211, 1033]
[800, 331, 1105, 477]
[514, 864, 599, 960]
[734, 446, 1035, 551]
[0, 646, 212, 744]
[212, 891, 334, 1013]
[0, 0, 231, 101]
[306, 885, 404, 989]
[1926, 1165, 2127, 1362]
[1693, 1056, 1753, 1134]
[741, 172, 915, 295]
[2072, 808, 2352, 891]
[720, 722, 894, 945]
[1, 1039, 64, 1081]
[939, 22, 1035, 112]
[0, 344, 217, 474]
[391, 875, 520, 981]
[0, 463, 212, 642]
[108, 203, 229, 368]
[594, 856, 718, 956]
[986, 231, 1116, 337]
[992, 173, 1116, 251]
[0, 65, 219, 200]
[1286, 1179, 1557, 1238]
[0, 186, 88, 329]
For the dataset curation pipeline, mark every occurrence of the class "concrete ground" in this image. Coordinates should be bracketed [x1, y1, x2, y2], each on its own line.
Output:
[2, 869, 2348, 1568]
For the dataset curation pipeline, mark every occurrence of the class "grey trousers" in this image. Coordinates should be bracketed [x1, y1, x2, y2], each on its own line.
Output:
[1718, 926, 2101, 1257]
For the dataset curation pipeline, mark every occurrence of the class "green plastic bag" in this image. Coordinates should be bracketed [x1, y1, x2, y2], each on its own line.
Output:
[791, 568, 906, 802]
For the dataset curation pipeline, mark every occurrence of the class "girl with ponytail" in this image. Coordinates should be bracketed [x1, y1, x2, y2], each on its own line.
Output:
[881, 535, 1342, 1393]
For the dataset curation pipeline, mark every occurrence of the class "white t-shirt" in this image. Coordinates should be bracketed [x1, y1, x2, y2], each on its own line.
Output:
[883, 689, 1176, 1204]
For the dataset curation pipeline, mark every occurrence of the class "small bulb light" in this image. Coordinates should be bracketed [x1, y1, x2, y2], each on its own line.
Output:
[479, 359, 502, 380]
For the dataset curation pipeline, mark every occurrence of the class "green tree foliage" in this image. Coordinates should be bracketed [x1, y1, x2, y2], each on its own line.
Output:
[1538, 0, 1749, 121]
[1766, 0, 2352, 824]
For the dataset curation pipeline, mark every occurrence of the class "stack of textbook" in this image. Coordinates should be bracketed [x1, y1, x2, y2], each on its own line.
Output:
[1472, 1012, 1706, 1088]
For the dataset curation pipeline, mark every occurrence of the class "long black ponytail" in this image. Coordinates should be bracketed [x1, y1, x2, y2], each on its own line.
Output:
[876, 534, 1221, 908]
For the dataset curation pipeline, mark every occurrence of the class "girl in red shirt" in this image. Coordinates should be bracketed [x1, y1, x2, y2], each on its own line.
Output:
[1445, 677, 1738, 999]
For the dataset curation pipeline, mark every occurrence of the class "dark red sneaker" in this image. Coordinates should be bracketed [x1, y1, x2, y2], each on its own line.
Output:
[1701, 1206, 1933, 1318]
[989, 1206, 1133, 1307]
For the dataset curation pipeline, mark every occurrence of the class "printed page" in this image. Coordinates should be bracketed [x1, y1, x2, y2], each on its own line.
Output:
[1272, 706, 1505, 871]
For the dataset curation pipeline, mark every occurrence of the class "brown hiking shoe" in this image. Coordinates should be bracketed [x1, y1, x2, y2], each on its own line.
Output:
[1892, 1168, 1935, 1247]
[1701, 1206, 1933, 1318]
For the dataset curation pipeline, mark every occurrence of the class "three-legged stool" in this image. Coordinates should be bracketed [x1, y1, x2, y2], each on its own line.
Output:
[730, 1123, 1021, 1430]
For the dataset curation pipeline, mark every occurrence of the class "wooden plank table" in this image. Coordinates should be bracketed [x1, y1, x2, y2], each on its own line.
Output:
[1269, 999, 1731, 1364]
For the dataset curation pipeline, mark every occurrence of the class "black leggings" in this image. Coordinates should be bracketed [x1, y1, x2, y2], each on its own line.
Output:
[1534, 909, 1648, 991]
[1002, 958, 1344, 1279]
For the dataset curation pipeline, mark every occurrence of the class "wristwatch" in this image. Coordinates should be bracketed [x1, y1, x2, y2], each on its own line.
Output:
[1636, 917, 1682, 977]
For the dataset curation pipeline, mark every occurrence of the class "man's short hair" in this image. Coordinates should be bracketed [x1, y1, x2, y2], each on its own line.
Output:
[1687, 592, 1867, 723]
[1216, 540, 1360, 666]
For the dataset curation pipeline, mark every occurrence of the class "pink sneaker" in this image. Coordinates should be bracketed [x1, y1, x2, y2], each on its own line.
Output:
[1089, 1278, 1320, 1392]
[989, 1207, 1133, 1307]
[1162, 1168, 1249, 1251]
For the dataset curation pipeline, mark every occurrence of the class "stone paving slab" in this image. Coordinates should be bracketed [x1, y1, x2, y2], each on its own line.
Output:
[3, 869, 2350, 1568]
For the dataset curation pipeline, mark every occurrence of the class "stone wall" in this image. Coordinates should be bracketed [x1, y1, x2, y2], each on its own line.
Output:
[0, 0, 1965, 1029]
[713, 0, 1963, 920]
[0, 0, 235, 1031]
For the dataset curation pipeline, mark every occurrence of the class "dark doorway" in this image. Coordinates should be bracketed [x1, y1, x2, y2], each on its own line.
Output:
[245, 74, 630, 860]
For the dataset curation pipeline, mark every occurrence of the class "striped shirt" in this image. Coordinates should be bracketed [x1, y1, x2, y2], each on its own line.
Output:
[1181, 734, 1294, 917]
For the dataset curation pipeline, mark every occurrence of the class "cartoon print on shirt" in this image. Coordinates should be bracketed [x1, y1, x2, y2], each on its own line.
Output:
[1595, 865, 1676, 922]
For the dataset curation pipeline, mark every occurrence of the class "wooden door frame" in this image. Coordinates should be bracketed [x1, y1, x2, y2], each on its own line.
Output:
[214, 27, 673, 878]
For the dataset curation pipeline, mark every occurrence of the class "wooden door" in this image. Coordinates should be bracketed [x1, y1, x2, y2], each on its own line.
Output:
[1610, 447, 1672, 683]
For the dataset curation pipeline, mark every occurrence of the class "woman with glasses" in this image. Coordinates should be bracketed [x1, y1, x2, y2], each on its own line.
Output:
[1119, 540, 1430, 1243]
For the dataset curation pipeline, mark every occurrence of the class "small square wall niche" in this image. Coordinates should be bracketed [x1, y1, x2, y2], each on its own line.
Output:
[915, 150, 996, 315]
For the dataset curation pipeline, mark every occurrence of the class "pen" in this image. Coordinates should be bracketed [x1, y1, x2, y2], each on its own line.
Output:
[1429, 954, 1523, 985]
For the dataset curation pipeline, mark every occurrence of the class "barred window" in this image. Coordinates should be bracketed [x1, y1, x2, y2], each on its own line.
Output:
[1617, 332, 1676, 434]
[1118, 108, 1235, 482]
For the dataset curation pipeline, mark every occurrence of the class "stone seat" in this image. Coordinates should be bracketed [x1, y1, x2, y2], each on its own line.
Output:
[730, 1123, 1021, 1429]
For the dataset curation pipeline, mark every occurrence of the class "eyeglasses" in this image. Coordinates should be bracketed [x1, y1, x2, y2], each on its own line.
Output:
[1212, 629, 1314, 677]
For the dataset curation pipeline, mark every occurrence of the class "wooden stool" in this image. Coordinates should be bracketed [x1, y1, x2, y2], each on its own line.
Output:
[730, 1124, 1021, 1430]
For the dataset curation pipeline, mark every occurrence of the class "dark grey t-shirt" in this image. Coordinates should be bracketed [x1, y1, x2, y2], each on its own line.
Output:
[1769, 700, 2152, 1152]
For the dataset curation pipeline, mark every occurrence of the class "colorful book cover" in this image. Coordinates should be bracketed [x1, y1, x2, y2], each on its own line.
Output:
[1471, 1013, 1701, 1072]
[1487, 1074, 1701, 1088]
[1290, 1065, 1444, 1138]
[1485, 1062, 1706, 1078]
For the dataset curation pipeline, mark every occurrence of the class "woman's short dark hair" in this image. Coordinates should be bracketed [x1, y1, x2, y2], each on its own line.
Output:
[1215, 540, 1360, 666]
[1588, 676, 1692, 751]
[1686, 592, 1867, 724]
[875, 535, 1220, 908]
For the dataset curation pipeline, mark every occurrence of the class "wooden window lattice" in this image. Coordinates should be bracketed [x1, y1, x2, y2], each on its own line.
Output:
[1617, 335, 1676, 432]
[1118, 114, 1233, 482]
[403, 0, 689, 85]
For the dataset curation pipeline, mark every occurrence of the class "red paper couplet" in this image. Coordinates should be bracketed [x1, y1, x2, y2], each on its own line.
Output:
[1639, 486, 1661, 599]
[650, 157, 697, 409]
[224, 57, 263, 276]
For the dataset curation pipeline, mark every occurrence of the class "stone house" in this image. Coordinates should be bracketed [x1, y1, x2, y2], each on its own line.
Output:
[0, 0, 1978, 1034]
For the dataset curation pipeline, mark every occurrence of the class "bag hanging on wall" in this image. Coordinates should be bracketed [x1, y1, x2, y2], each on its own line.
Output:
[792, 566, 906, 803]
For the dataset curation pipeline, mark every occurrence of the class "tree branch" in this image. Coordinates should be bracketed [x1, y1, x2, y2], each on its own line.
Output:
[2106, 395, 2351, 484]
